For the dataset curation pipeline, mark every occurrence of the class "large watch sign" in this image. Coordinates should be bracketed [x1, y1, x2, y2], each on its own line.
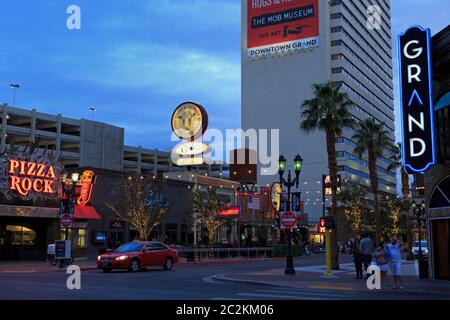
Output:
[398, 26, 436, 173]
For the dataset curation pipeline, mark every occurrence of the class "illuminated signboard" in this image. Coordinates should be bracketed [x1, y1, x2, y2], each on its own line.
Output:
[398, 26, 436, 173]
[8, 159, 57, 197]
[247, 0, 319, 58]
[269, 182, 282, 211]
[171, 102, 208, 141]
[171, 102, 211, 167]
[172, 142, 211, 156]
[77, 170, 95, 206]
[218, 204, 241, 217]
[323, 175, 341, 196]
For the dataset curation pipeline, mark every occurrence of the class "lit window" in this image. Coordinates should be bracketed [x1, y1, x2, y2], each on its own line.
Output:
[6, 226, 36, 245]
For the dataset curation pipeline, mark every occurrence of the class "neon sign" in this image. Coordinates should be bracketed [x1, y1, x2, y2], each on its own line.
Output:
[398, 26, 436, 173]
[8, 159, 56, 196]
[218, 204, 241, 217]
[77, 170, 95, 206]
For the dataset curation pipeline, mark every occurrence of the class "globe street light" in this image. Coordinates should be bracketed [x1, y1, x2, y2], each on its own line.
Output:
[278, 154, 303, 275]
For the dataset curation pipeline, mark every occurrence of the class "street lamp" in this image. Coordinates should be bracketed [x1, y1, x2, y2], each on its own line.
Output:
[278, 154, 303, 275]
[412, 200, 426, 259]
[61, 171, 80, 240]
[10, 84, 20, 107]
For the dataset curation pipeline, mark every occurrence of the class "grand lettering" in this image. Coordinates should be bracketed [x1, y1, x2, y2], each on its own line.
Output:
[8, 159, 56, 196]
[399, 26, 435, 173]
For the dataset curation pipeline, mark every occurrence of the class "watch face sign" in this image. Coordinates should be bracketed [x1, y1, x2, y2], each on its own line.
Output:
[398, 26, 436, 173]
[171, 102, 208, 140]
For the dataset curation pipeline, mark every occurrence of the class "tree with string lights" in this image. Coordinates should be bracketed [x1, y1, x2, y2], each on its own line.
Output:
[107, 176, 171, 241]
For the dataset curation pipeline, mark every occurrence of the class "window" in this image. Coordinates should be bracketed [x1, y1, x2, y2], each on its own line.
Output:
[77, 229, 87, 248]
[331, 27, 342, 33]
[331, 40, 342, 47]
[330, 13, 342, 20]
[6, 226, 36, 245]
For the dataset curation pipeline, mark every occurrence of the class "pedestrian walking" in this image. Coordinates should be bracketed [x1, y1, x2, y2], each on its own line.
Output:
[387, 236, 404, 289]
[359, 233, 374, 277]
[353, 237, 363, 279]
[374, 241, 389, 289]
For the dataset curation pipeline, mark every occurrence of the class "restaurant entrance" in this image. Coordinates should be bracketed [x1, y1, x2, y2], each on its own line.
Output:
[0, 216, 58, 260]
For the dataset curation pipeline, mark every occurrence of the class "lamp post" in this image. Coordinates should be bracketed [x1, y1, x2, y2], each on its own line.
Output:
[412, 200, 426, 259]
[61, 172, 80, 240]
[278, 154, 303, 275]
[10, 84, 20, 107]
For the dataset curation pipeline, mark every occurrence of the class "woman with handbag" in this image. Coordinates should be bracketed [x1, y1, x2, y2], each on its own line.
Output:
[374, 241, 389, 289]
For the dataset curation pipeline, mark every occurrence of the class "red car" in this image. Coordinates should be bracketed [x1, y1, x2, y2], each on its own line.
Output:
[97, 241, 179, 273]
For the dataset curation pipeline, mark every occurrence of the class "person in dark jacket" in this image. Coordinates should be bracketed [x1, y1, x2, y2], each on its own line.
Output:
[353, 236, 363, 279]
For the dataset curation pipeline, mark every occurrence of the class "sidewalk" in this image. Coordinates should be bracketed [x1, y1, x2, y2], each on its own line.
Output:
[213, 261, 450, 297]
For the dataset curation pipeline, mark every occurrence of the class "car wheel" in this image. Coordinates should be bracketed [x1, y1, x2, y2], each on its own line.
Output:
[163, 257, 174, 271]
[129, 259, 141, 272]
[102, 268, 112, 273]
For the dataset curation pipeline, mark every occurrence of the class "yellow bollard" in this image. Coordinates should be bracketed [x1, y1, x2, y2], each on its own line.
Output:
[321, 230, 337, 278]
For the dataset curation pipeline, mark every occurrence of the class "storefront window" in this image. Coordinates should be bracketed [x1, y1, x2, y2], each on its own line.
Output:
[60, 229, 88, 249]
[77, 229, 87, 248]
[6, 226, 36, 245]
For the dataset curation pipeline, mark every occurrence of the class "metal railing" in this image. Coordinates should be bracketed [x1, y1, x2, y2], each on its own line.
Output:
[176, 247, 274, 262]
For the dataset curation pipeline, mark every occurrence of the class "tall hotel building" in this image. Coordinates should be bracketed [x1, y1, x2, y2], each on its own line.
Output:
[242, 0, 397, 222]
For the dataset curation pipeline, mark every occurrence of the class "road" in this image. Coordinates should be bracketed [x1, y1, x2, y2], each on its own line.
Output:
[0, 254, 448, 300]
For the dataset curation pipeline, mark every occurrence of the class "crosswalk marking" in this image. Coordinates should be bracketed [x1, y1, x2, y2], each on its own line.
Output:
[235, 293, 335, 300]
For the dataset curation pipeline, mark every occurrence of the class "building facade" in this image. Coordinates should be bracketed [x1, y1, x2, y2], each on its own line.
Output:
[425, 25, 450, 281]
[241, 0, 397, 223]
[0, 104, 232, 260]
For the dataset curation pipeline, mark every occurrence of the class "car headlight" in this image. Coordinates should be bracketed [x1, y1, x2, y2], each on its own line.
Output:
[115, 255, 129, 261]
[97, 256, 102, 261]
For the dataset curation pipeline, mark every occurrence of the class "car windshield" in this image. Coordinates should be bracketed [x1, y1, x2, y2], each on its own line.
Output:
[115, 243, 143, 252]
[413, 241, 427, 247]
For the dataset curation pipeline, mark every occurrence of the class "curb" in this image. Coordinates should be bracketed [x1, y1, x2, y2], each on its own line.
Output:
[180, 257, 283, 265]
[212, 274, 450, 297]
[212, 274, 291, 288]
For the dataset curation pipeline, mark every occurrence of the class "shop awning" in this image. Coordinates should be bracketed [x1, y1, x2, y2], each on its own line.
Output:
[74, 206, 102, 220]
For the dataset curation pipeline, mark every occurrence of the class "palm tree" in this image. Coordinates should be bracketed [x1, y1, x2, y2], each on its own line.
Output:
[388, 143, 414, 260]
[353, 118, 393, 243]
[388, 143, 410, 204]
[300, 81, 355, 269]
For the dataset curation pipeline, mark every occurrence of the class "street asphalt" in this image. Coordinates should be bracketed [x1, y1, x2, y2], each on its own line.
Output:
[1, 254, 449, 300]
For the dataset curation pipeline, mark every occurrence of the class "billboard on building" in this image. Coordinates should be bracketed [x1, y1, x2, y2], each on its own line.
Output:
[247, 0, 319, 58]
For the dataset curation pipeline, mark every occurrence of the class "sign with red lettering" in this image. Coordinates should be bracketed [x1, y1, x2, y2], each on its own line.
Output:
[8, 160, 56, 196]
[0, 152, 61, 201]
[218, 204, 241, 217]
[77, 170, 95, 206]
[247, 0, 319, 58]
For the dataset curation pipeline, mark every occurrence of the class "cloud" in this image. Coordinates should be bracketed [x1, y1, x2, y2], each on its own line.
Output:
[63, 41, 240, 105]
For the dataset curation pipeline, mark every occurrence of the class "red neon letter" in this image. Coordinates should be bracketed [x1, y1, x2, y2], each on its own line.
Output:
[8, 160, 20, 174]
[43, 180, 54, 193]
[33, 179, 43, 193]
[46, 166, 56, 179]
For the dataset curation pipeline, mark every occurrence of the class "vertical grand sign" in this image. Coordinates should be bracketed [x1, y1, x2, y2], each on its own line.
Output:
[399, 26, 436, 173]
